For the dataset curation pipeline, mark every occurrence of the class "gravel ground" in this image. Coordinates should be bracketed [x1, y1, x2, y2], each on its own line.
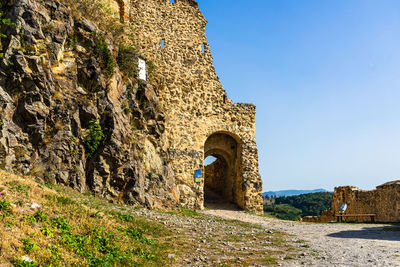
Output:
[203, 204, 400, 267]
[127, 198, 400, 266]
[132, 207, 308, 266]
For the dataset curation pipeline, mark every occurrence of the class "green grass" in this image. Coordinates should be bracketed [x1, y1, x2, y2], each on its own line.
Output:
[13, 260, 39, 267]
[6, 180, 29, 194]
[214, 217, 262, 229]
[163, 207, 200, 217]
[21, 238, 38, 253]
[262, 256, 278, 265]
[0, 199, 11, 211]
[45, 194, 76, 205]
[0, 170, 176, 266]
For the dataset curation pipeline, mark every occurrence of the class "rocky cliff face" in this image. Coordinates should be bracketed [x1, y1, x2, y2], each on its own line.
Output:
[0, 0, 178, 209]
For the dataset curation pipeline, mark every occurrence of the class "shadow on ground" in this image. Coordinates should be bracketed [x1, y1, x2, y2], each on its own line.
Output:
[327, 226, 400, 241]
[204, 187, 241, 212]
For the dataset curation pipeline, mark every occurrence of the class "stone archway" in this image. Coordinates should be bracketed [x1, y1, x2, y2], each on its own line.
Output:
[204, 132, 243, 208]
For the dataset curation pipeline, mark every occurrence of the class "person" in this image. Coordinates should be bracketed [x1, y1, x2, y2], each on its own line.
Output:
[339, 203, 347, 214]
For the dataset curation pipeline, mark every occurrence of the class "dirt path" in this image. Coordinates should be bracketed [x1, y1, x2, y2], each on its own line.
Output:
[203, 205, 400, 266]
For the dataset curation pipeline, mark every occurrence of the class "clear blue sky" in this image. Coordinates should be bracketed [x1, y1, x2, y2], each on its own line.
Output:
[198, 0, 400, 191]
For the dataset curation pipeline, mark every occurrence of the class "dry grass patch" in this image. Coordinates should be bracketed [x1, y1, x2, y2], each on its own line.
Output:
[0, 170, 176, 266]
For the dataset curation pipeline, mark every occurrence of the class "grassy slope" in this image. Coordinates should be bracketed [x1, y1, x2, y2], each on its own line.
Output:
[0, 170, 176, 266]
[0, 170, 311, 266]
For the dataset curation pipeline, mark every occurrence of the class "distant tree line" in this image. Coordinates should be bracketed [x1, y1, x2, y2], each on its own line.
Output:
[263, 192, 333, 221]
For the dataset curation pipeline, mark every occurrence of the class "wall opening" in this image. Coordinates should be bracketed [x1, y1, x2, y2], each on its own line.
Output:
[138, 58, 147, 80]
[201, 43, 205, 54]
[204, 132, 243, 209]
[204, 155, 217, 165]
[169, 0, 175, 4]
[161, 39, 165, 48]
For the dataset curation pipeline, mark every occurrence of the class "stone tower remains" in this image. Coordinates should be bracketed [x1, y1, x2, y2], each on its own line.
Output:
[119, 0, 263, 213]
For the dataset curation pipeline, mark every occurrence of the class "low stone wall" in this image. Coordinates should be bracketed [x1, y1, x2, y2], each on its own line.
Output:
[303, 181, 400, 223]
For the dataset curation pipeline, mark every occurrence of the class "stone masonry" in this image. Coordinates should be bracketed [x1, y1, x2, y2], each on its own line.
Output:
[0, 0, 262, 213]
[303, 180, 400, 223]
[126, 0, 263, 213]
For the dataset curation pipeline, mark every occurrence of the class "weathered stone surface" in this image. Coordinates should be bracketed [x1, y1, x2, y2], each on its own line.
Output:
[0, 0, 177, 210]
[0, 0, 263, 213]
[303, 181, 400, 223]
[128, 0, 263, 213]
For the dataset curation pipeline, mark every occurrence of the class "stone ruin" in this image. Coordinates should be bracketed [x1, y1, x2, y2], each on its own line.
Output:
[303, 180, 400, 223]
[125, 0, 263, 213]
[0, 0, 262, 214]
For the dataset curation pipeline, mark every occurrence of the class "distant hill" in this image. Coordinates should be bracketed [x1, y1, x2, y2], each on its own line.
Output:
[262, 189, 328, 197]
[263, 191, 334, 220]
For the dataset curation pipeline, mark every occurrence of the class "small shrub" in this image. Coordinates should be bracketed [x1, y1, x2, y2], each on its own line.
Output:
[93, 33, 116, 79]
[0, 5, 17, 59]
[6, 180, 28, 194]
[25, 211, 49, 224]
[40, 183, 53, 189]
[179, 207, 199, 217]
[131, 247, 156, 260]
[112, 211, 133, 222]
[40, 226, 55, 237]
[21, 238, 38, 253]
[61, 232, 87, 256]
[123, 228, 155, 245]
[47, 245, 62, 264]
[43, 171, 55, 184]
[90, 211, 102, 218]
[146, 60, 156, 78]
[12, 259, 39, 267]
[0, 199, 11, 211]
[33, 211, 49, 222]
[51, 216, 71, 232]
[59, 228, 124, 266]
[83, 119, 105, 159]
[117, 45, 137, 78]
[45, 194, 76, 205]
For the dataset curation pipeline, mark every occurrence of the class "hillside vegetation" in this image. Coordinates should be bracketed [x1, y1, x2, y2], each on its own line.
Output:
[0, 170, 312, 266]
[263, 192, 333, 221]
[0, 170, 176, 266]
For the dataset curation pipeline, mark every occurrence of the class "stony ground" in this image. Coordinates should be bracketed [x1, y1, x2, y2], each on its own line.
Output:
[131, 200, 400, 266]
[2, 168, 398, 266]
[132, 208, 310, 266]
[203, 205, 400, 266]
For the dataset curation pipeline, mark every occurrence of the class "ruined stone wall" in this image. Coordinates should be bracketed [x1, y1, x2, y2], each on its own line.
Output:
[127, 0, 263, 213]
[303, 181, 400, 223]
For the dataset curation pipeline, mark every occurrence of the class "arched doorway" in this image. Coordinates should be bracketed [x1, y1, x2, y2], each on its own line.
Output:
[204, 132, 243, 208]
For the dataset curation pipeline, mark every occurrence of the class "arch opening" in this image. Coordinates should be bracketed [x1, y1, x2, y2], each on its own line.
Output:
[204, 132, 243, 209]
[204, 155, 217, 165]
